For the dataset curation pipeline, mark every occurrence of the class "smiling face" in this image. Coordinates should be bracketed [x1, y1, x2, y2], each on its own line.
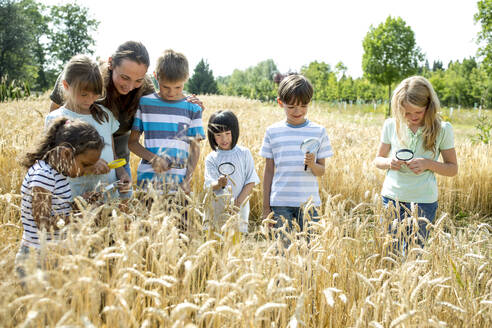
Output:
[403, 102, 426, 131]
[158, 79, 186, 101]
[213, 130, 233, 150]
[278, 98, 308, 126]
[111, 58, 148, 95]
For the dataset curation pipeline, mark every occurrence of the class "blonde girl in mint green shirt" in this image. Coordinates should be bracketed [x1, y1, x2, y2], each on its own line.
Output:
[374, 76, 458, 248]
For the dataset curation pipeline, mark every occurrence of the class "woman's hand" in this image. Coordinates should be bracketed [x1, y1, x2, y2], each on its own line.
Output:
[407, 158, 429, 175]
[186, 94, 205, 110]
[116, 169, 132, 194]
[151, 156, 169, 174]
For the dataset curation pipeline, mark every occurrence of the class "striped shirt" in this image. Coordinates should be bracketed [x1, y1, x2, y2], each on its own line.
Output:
[260, 120, 333, 206]
[132, 93, 205, 186]
[20, 160, 71, 249]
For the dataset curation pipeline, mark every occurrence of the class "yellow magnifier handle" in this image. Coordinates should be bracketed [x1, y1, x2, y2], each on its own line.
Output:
[108, 158, 127, 169]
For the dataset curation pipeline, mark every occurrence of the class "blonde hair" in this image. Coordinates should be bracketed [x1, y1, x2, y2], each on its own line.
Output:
[155, 49, 189, 82]
[392, 76, 441, 152]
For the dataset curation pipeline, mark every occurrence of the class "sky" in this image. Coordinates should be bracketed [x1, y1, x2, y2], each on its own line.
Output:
[41, 0, 481, 78]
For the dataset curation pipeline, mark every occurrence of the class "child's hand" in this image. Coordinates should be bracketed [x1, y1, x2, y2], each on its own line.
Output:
[87, 159, 110, 175]
[218, 175, 228, 189]
[116, 170, 132, 194]
[180, 178, 191, 194]
[151, 156, 169, 173]
[304, 152, 316, 169]
[407, 158, 428, 175]
[186, 94, 205, 110]
[389, 158, 405, 171]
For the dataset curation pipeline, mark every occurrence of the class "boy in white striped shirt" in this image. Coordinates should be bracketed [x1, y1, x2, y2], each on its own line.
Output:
[260, 75, 333, 242]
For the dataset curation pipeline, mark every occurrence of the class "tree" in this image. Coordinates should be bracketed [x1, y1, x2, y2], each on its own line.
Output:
[49, 2, 99, 69]
[362, 16, 424, 116]
[0, 0, 44, 84]
[475, 0, 492, 74]
[187, 59, 218, 95]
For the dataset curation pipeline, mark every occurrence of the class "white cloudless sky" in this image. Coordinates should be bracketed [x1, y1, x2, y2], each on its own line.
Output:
[41, 0, 481, 78]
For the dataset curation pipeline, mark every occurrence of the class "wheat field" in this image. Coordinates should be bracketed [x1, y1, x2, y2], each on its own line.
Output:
[0, 95, 490, 327]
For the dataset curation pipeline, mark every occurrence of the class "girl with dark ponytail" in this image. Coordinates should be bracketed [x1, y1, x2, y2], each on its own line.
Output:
[45, 55, 132, 200]
[17, 117, 103, 279]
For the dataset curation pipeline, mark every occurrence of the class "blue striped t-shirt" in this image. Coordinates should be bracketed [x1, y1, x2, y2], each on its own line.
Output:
[260, 120, 333, 206]
[132, 93, 205, 186]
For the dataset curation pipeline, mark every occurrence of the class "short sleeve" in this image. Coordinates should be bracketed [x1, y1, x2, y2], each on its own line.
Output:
[204, 154, 220, 187]
[243, 149, 260, 185]
[317, 127, 333, 159]
[108, 109, 120, 134]
[439, 122, 455, 150]
[187, 104, 205, 140]
[259, 130, 273, 158]
[49, 73, 64, 105]
[381, 118, 394, 144]
[30, 168, 56, 193]
[45, 110, 61, 131]
[132, 105, 144, 132]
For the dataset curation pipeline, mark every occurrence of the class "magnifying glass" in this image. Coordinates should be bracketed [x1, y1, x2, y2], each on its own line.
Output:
[395, 149, 414, 161]
[108, 158, 127, 169]
[300, 138, 320, 171]
[218, 162, 236, 188]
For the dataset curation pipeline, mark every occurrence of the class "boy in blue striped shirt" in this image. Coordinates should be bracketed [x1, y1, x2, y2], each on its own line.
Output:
[260, 74, 333, 238]
[129, 49, 205, 194]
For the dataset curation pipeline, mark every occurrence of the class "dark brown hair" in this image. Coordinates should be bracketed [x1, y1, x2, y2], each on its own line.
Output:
[278, 74, 313, 105]
[22, 117, 104, 168]
[155, 49, 189, 83]
[100, 41, 152, 121]
[62, 55, 108, 124]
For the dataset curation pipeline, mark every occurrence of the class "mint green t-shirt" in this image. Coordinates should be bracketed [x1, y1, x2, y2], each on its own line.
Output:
[381, 118, 454, 203]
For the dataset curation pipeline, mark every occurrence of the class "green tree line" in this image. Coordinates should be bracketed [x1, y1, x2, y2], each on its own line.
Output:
[0, 0, 98, 92]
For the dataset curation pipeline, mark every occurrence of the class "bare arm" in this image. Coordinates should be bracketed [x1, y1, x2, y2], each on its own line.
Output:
[407, 148, 458, 176]
[128, 129, 169, 174]
[181, 139, 201, 193]
[305, 154, 325, 176]
[32, 187, 66, 230]
[262, 158, 275, 218]
[235, 182, 255, 207]
[373, 142, 406, 171]
[50, 102, 61, 112]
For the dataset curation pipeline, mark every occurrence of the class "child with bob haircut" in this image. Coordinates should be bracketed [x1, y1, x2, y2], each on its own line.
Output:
[260, 74, 333, 242]
[16, 117, 104, 278]
[46, 54, 131, 200]
[374, 76, 458, 248]
[129, 49, 205, 194]
[204, 110, 260, 233]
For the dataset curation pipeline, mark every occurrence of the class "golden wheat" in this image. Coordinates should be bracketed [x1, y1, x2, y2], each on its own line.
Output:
[0, 95, 490, 327]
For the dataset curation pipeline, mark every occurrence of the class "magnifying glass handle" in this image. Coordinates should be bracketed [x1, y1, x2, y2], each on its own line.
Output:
[304, 164, 308, 171]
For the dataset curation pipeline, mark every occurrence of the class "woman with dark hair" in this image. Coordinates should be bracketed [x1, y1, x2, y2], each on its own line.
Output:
[49, 41, 203, 181]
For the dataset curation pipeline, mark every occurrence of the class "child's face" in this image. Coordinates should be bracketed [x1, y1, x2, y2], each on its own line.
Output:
[158, 79, 186, 101]
[214, 130, 232, 150]
[278, 98, 308, 125]
[403, 102, 426, 129]
[111, 59, 148, 95]
[73, 89, 100, 112]
[64, 148, 102, 178]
